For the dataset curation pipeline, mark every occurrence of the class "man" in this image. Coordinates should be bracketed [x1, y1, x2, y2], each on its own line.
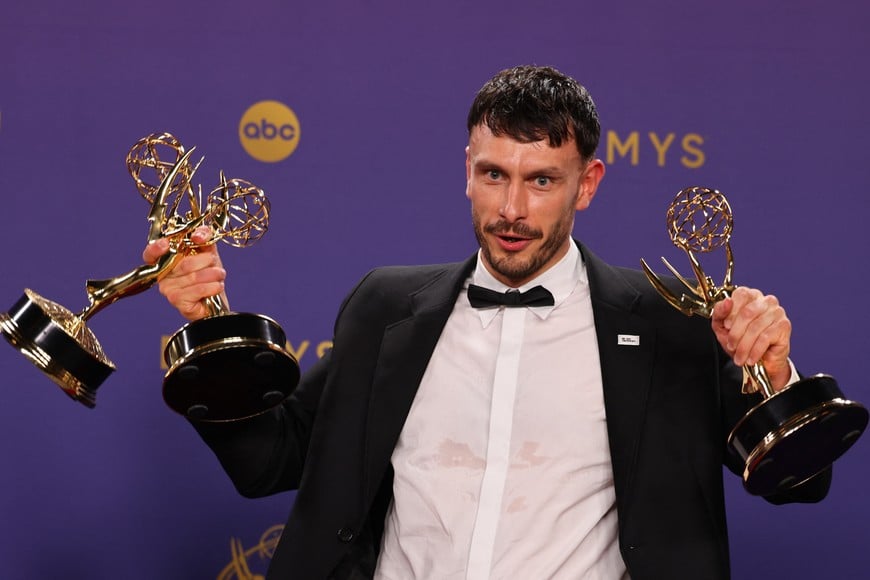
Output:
[144, 65, 829, 579]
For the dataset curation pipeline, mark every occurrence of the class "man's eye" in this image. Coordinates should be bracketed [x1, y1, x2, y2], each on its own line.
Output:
[487, 170, 501, 180]
[535, 176, 551, 187]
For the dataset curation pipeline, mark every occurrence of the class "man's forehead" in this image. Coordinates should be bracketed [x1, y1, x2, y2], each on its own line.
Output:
[468, 124, 582, 162]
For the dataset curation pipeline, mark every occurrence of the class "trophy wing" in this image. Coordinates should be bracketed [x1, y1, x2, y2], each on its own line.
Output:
[640, 258, 712, 318]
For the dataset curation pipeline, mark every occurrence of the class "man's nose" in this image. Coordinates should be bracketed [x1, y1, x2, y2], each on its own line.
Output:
[500, 181, 528, 222]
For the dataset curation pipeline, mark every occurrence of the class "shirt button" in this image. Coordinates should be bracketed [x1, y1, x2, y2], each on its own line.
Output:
[337, 527, 355, 543]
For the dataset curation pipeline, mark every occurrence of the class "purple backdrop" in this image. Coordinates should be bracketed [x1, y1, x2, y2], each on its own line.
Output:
[1, 1, 868, 577]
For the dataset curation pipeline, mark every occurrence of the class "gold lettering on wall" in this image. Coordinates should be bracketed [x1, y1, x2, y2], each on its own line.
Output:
[648, 132, 675, 166]
[681, 133, 705, 168]
[160, 335, 170, 369]
[605, 130, 706, 168]
[286, 339, 310, 361]
[607, 130, 639, 165]
[316, 341, 333, 358]
[217, 524, 284, 579]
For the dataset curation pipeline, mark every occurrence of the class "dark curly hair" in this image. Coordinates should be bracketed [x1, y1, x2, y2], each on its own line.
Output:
[466, 65, 601, 162]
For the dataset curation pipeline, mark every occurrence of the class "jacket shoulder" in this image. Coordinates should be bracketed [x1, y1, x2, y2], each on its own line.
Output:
[333, 259, 471, 323]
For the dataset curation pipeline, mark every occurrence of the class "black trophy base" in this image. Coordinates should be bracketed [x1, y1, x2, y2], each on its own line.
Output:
[0, 289, 115, 408]
[163, 312, 300, 422]
[728, 374, 868, 496]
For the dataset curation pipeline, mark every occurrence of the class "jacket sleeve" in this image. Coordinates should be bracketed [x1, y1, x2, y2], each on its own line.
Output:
[188, 270, 381, 498]
[190, 351, 330, 498]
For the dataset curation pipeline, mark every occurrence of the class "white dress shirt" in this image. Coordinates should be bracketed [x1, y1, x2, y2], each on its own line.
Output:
[374, 241, 628, 579]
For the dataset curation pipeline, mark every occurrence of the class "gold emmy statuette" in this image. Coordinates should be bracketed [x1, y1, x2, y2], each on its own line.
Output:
[1, 133, 299, 421]
[641, 186, 868, 496]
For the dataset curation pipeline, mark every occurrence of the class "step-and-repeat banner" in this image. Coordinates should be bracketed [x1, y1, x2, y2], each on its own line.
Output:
[1, 1, 868, 577]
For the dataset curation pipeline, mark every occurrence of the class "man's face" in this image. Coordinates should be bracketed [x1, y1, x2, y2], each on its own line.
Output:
[466, 124, 604, 287]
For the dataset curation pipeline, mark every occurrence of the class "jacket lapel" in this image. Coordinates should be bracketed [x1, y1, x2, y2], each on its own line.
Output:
[580, 243, 656, 520]
[362, 255, 477, 499]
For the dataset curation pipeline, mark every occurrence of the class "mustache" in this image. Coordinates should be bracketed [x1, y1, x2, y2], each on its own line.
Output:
[484, 220, 542, 239]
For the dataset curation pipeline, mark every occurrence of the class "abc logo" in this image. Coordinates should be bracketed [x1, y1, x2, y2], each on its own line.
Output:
[239, 100, 301, 162]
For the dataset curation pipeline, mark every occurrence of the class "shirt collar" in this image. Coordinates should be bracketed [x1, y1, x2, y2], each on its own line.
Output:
[468, 239, 587, 325]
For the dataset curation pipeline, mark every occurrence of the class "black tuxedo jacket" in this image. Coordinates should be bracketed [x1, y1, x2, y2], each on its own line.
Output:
[195, 242, 829, 579]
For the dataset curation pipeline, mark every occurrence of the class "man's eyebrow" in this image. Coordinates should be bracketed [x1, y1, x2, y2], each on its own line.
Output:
[526, 165, 566, 175]
[473, 157, 502, 168]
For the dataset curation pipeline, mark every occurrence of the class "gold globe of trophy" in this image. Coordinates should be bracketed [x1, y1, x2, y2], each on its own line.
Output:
[641, 186, 868, 496]
[0, 133, 299, 421]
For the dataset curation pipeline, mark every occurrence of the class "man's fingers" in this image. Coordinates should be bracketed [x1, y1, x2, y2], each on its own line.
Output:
[142, 238, 170, 264]
[169, 251, 224, 278]
[140, 229, 228, 322]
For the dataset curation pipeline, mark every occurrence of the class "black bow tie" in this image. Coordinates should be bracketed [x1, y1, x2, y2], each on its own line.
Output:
[467, 284, 554, 309]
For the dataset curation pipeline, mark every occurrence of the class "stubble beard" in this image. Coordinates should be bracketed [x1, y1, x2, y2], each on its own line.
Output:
[472, 209, 574, 285]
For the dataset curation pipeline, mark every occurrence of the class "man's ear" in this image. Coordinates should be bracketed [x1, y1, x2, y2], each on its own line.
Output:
[465, 145, 472, 199]
[575, 159, 605, 211]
